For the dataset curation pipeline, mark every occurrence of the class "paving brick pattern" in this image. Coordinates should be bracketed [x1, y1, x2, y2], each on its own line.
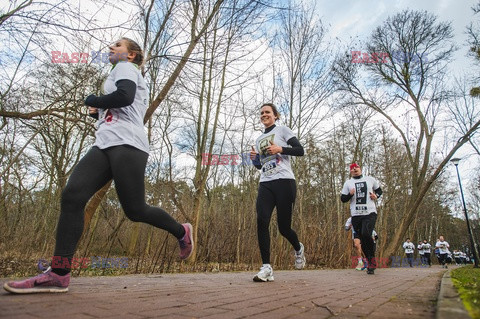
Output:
[0, 266, 445, 318]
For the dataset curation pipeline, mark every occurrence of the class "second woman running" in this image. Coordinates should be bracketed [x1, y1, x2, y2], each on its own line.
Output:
[249, 103, 305, 282]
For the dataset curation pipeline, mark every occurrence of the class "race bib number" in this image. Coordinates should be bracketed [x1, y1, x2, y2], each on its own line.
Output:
[262, 160, 277, 176]
[355, 206, 368, 214]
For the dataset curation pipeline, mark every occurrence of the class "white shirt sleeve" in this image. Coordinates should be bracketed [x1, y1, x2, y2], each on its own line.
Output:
[281, 126, 296, 143]
[341, 181, 350, 196]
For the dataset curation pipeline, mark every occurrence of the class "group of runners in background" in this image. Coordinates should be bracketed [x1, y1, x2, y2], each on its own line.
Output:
[402, 236, 474, 268]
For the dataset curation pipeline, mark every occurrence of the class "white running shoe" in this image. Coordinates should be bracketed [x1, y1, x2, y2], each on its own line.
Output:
[253, 264, 274, 282]
[295, 243, 306, 270]
[356, 259, 364, 271]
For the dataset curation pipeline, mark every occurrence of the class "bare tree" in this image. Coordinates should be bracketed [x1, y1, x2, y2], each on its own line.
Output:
[143, 0, 226, 122]
[448, 78, 480, 156]
[273, 1, 334, 140]
[0, 0, 33, 26]
[170, 0, 266, 261]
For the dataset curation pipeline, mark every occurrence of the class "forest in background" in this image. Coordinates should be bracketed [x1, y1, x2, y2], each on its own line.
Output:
[1, 0, 479, 276]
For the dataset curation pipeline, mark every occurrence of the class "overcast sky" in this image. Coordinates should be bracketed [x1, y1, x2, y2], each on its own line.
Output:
[309, 0, 478, 75]
[316, 0, 474, 39]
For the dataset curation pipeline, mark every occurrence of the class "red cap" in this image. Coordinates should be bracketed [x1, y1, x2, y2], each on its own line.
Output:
[350, 163, 360, 170]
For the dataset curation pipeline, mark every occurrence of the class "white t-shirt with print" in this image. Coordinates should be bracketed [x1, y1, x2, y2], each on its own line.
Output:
[417, 244, 424, 255]
[403, 242, 415, 254]
[341, 175, 380, 216]
[94, 61, 149, 154]
[435, 240, 450, 254]
[422, 243, 431, 253]
[255, 125, 296, 182]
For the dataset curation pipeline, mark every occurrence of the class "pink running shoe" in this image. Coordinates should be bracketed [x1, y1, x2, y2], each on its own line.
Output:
[178, 223, 194, 260]
[3, 269, 70, 294]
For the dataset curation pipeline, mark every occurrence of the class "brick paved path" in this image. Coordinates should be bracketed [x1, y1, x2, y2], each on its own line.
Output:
[0, 266, 445, 319]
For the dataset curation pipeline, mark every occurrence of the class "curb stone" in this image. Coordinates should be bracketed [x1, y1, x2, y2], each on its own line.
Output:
[436, 269, 471, 319]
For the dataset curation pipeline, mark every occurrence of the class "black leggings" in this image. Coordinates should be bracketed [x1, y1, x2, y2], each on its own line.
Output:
[256, 179, 300, 264]
[351, 213, 377, 268]
[438, 253, 448, 266]
[406, 253, 414, 267]
[424, 253, 431, 266]
[54, 146, 184, 270]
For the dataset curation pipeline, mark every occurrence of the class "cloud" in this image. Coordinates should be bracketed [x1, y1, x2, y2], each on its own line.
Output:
[313, 0, 476, 76]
